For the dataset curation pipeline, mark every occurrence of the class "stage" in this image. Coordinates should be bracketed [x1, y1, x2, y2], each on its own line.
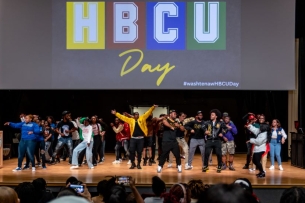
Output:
[0, 154, 303, 188]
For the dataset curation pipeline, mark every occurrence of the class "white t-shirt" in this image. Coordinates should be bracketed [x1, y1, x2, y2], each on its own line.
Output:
[144, 197, 163, 203]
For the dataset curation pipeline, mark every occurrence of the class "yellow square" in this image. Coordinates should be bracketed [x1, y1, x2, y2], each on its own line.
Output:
[66, 2, 105, 49]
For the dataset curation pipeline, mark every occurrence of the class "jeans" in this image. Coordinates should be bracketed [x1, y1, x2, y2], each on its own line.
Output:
[72, 140, 94, 168]
[129, 138, 144, 163]
[45, 141, 52, 161]
[204, 140, 222, 167]
[115, 140, 129, 160]
[188, 138, 205, 166]
[169, 137, 189, 165]
[53, 137, 73, 163]
[245, 142, 252, 166]
[18, 139, 36, 168]
[159, 141, 181, 167]
[269, 139, 282, 165]
[99, 140, 106, 161]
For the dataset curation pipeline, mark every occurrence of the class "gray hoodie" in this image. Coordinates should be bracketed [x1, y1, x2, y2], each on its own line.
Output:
[248, 125, 267, 153]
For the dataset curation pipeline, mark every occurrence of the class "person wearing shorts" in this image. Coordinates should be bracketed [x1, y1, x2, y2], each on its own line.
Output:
[221, 115, 237, 170]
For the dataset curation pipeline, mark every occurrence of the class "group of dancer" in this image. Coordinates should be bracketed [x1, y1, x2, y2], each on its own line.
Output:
[4, 105, 287, 178]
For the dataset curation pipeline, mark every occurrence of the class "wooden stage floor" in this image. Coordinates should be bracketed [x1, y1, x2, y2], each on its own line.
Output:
[0, 154, 304, 188]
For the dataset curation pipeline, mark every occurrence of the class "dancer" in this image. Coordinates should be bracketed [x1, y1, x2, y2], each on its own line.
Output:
[247, 114, 269, 178]
[221, 115, 238, 170]
[111, 118, 130, 164]
[91, 116, 104, 166]
[70, 118, 94, 169]
[111, 105, 157, 169]
[184, 111, 205, 170]
[142, 114, 158, 166]
[168, 112, 188, 168]
[203, 109, 227, 173]
[51, 111, 76, 164]
[269, 119, 287, 171]
[4, 115, 40, 171]
[157, 110, 183, 173]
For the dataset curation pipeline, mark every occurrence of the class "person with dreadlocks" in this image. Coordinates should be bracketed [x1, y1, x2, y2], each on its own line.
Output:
[202, 109, 228, 173]
[187, 180, 207, 203]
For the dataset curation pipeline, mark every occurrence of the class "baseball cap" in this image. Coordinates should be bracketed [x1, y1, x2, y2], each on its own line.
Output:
[169, 110, 176, 113]
[197, 111, 202, 115]
[223, 112, 229, 117]
[62, 111, 70, 116]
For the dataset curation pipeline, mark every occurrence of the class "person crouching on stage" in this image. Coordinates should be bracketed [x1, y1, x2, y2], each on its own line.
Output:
[247, 115, 269, 178]
[70, 118, 94, 169]
[5, 115, 40, 172]
[203, 109, 228, 173]
[221, 115, 238, 170]
[157, 110, 183, 173]
[111, 105, 157, 169]
[111, 118, 130, 164]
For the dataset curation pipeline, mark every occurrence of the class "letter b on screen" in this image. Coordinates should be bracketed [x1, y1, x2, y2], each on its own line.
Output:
[67, 2, 105, 49]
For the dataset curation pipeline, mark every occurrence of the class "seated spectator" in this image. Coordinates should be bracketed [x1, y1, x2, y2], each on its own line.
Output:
[92, 180, 107, 203]
[187, 180, 206, 203]
[32, 178, 55, 203]
[200, 183, 257, 203]
[233, 178, 260, 203]
[103, 177, 144, 203]
[0, 186, 19, 203]
[161, 183, 191, 203]
[66, 176, 79, 185]
[280, 187, 305, 203]
[144, 176, 166, 203]
[50, 196, 90, 203]
[58, 184, 92, 202]
[15, 182, 38, 203]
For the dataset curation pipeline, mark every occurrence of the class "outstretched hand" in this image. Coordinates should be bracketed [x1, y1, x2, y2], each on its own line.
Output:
[4, 122, 10, 126]
[153, 104, 158, 108]
[111, 110, 116, 115]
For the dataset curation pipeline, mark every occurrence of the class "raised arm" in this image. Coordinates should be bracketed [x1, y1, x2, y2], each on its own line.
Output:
[7, 122, 23, 129]
[141, 105, 157, 120]
[162, 119, 174, 131]
[247, 125, 260, 136]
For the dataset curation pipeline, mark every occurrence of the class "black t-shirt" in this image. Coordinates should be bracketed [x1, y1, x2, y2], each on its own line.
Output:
[176, 121, 185, 138]
[162, 118, 177, 142]
[133, 120, 144, 137]
[56, 121, 75, 138]
[184, 120, 205, 139]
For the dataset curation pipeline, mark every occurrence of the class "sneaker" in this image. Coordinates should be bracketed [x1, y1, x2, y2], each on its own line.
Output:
[129, 162, 136, 169]
[257, 172, 266, 178]
[42, 166, 47, 169]
[202, 166, 209, 172]
[93, 163, 97, 166]
[12, 167, 22, 172]
[112, 160, 121, 164]
[167, 163, 172, 168]
[217, 166, 222, 173]
[242, 165, 249, 169]
[97, 160, 103, 164]
[89, 166, 94, 169]
[279, 165, 284, 171]
[185, 165, 193, 170]
[119, 159, 122, 163]
[221, 165, 227, 170]
[269, 165, 274, 170]
[127, 160, 131, 165]
[152, 160, 156, 164]
[249, 168, 256, 171]
[22, 166, 30, 170]
[177, 165, 182, 173]
[137, 163, 142, 169]
[157, 166, 162, 173]
[229, 166, 235, 171]
[82, 160, 87, 165]
[32, 167, 36, 172]
[70, 165, 79, 169]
